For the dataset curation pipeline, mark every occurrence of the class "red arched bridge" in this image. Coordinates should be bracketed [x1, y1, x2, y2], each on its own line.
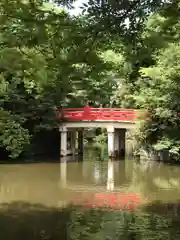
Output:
[57, 106, 145, 158]
[56, 105, 144, 122]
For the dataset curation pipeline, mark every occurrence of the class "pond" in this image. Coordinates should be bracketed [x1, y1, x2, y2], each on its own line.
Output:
[0, 151, 180, 239]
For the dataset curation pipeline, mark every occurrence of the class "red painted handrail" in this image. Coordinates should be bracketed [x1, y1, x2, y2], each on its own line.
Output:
[56, 105, 144, 122]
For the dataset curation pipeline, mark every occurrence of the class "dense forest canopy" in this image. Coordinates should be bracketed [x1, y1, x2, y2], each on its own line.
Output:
[0, 0, 180, 160]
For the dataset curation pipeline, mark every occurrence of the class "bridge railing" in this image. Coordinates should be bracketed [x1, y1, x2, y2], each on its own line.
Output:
[56, 105, 144, 122]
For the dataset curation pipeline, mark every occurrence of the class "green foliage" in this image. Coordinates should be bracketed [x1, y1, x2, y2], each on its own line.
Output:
[0, 0, 179, 160]
[0, 0, 118, 158]
[0, 109, 30, 158]
[135, 42, 180, 154]
[67, 206, 180, 240]
[94, 132, 107, 146]
[122, 3, 180, 158]
[106, 0, 180, 160]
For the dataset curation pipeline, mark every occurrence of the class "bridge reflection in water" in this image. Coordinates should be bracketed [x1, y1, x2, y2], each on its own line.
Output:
[1, 158, 180, 240]
[0, 158, 180, 208]
[60, 159, 148, 210]
[59, 158, 180, 209]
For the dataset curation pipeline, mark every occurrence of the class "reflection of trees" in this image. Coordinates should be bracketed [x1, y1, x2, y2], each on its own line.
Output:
[61, 159, 116, 189]
[126, 160, 180, 202]
[0, 201, 72, 240]
[1, 200, 180, 240]
[0, 165, 60, 206]
[68, 201, 180, 240]
[125, 160, 154, 199]
[61, 157, 180, 203]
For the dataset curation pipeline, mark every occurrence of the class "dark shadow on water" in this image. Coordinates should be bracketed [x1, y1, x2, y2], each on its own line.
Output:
[1, 200, 180, 240]
[0, 201, 72, 240]
[142, 200, 180, 215]
[0, 155, 84, 164]
[0, 158, 61, 165]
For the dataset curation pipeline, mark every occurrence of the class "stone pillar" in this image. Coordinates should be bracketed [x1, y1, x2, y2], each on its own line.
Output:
[107, 160, 114, 191]
[78, 129, 84, 155]
[60, 126, 67, 157]
[107, 126, 115, 158]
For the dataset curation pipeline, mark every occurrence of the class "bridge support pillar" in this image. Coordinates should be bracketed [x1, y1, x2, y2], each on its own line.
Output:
[60, 127, 67, 157]
[107, 126, 115, 158]
[78, 129, 84, 156]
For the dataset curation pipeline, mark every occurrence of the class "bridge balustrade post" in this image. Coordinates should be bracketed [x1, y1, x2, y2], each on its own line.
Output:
[107, 126, 115, 158]
[60, 126, 67, 157]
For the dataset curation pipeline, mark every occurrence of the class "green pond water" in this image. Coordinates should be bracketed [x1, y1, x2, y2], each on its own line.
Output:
[0, 149, 180, 239]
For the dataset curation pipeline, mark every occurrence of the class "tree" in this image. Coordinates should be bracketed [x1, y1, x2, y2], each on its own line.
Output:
[117, 1, 180, 158]
[0, 0, 118, 159]
[135, 42, 180, 158]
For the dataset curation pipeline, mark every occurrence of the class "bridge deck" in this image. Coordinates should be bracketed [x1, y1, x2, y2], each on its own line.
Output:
[59, 120, 136, 129]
